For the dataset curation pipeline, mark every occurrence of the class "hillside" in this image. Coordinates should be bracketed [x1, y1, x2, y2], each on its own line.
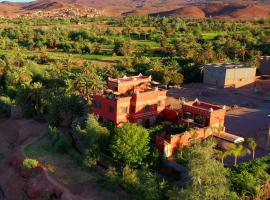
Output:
[151, 3, 270, 19]
[0, 0, 269, 19]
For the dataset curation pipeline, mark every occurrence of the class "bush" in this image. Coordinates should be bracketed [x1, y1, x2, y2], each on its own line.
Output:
[230, 154, 270, 198]
[48, 126, 70, 153]
[23, 158, 39, 169]
[0, 96, 12, 114]
[100, 166, 167, 200]
[82, 147, 100, 168]
[121, 165, 140, 192]
[97, 166, 121, 190]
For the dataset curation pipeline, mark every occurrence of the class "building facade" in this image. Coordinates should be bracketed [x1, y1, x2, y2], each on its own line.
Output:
[203, 64, 256, 88]
[93, 74, 167, 127]
[156, 99, 227, 157]
[259, 56, 270, 75]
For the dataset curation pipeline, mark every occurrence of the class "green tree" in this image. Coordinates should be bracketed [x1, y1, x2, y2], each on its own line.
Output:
[227, 144, 250, 165]
[77, 114, 110, 168]
[110, 123, 150, 167]
[113, 40, 134, 56]
[215, 150, 230, 164]
[168, 140, 236, 200]
[247, 138, 257, 160]
[212, 122, 224, 139]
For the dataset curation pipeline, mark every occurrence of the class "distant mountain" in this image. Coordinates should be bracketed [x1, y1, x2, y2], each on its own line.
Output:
[150, 3, 270, 19]
[0, 0, 269, 19]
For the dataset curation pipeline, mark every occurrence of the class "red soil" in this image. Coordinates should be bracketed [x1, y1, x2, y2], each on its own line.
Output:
[0, 118, 82, 200]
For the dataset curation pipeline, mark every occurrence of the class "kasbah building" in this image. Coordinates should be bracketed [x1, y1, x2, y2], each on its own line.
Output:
[93, 73, 245, 158]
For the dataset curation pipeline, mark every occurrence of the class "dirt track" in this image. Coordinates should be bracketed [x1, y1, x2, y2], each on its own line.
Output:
[0, 118, 129, 200]
[0, 118, 86, 200]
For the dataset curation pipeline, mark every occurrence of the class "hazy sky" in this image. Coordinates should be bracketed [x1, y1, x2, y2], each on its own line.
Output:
[0, 0, 34, 2]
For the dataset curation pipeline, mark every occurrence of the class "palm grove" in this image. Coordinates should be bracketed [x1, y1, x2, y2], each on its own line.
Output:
[0, 16, 270, 199]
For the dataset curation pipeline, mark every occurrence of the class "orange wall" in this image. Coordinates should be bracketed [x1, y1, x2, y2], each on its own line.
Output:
[108, 77, 151, 94]
[156, 127, 213, 155]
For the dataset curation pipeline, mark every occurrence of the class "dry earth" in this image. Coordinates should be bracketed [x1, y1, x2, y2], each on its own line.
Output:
[0, 118, 126, 200]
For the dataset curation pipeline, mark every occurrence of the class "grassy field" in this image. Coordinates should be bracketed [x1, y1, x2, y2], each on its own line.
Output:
[201, 32, 227, 39]
[24, 137, 93, 185]
[0, 49, 118, 66]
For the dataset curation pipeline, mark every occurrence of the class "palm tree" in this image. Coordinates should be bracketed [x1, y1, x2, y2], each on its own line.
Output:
[238, 46, 247, 61]
[215, 150, 230, 164]
[227, 144, 250, 165]
[212, 122, 224, 139]
[247, 138, 257, 160]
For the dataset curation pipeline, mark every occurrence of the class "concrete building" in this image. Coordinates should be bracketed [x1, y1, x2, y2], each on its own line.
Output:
[93, 74, 167, 127]
[203, 64, 256, 88]
[259, 56, 270, 75]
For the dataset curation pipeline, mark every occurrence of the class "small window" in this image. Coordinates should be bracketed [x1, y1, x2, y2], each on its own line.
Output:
[109, 106, 114, 113]
[94, 100, 102, 109]
[131, 106, 135, 113]
[93, 100, 98, 108]
[98, 116, 103, 123]
[114, 86, 118, 91]
[121, 106, 128, 114]
[144, 105, 151, 112]
[157, 100, 162, 106]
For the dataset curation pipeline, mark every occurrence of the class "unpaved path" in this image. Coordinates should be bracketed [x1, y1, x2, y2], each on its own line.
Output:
[0, 118, 85, 200]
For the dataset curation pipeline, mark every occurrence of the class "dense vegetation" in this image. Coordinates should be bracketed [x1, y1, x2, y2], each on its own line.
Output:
[230, 154, 270, 199]
[0, 16, 270, 199]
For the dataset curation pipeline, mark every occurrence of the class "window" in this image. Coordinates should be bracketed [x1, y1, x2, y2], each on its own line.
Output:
[144, 105, 151, 112]
[93, 100, 98, 108]
[157, 100, 162, 106]
[114, 86, 118, 91]
[121, 106, 128, 114]
[131, 106, 135, 113]
[109, 106, 114, 113]
[94, 100, 102, 109]
[98, 116, 103, 123]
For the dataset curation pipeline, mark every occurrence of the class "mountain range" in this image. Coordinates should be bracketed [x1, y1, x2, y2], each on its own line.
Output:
[0, 0, 270, 19]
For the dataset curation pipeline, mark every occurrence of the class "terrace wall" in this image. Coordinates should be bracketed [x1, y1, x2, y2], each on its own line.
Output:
[156, 127, 212, 157]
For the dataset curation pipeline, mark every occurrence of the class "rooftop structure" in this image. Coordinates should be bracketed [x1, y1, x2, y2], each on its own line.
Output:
[203, 63, 256, 88]
[156, 99, 242, 157]
[93, 74, 167, 127]
[181, 99, 226, 128]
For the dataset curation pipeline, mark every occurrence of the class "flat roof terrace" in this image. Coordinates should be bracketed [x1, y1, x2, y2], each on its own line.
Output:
[184, 99, 224, 112]
[108, 74, 151, 83]
[205, 63, 251, 69]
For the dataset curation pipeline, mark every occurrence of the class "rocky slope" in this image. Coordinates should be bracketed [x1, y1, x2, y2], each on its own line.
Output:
[0, 0, 269, 19]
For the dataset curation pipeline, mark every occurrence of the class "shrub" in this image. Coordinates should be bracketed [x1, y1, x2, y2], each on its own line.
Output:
[23, 158, 39, 169]
[0, 96, 12, 114]
[121, 165, 140, 192]
[230, 154, 270, 198]
[102, 166, 121, 190]
[48, 126, 70, 153]
[82, 147, 100, 168]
